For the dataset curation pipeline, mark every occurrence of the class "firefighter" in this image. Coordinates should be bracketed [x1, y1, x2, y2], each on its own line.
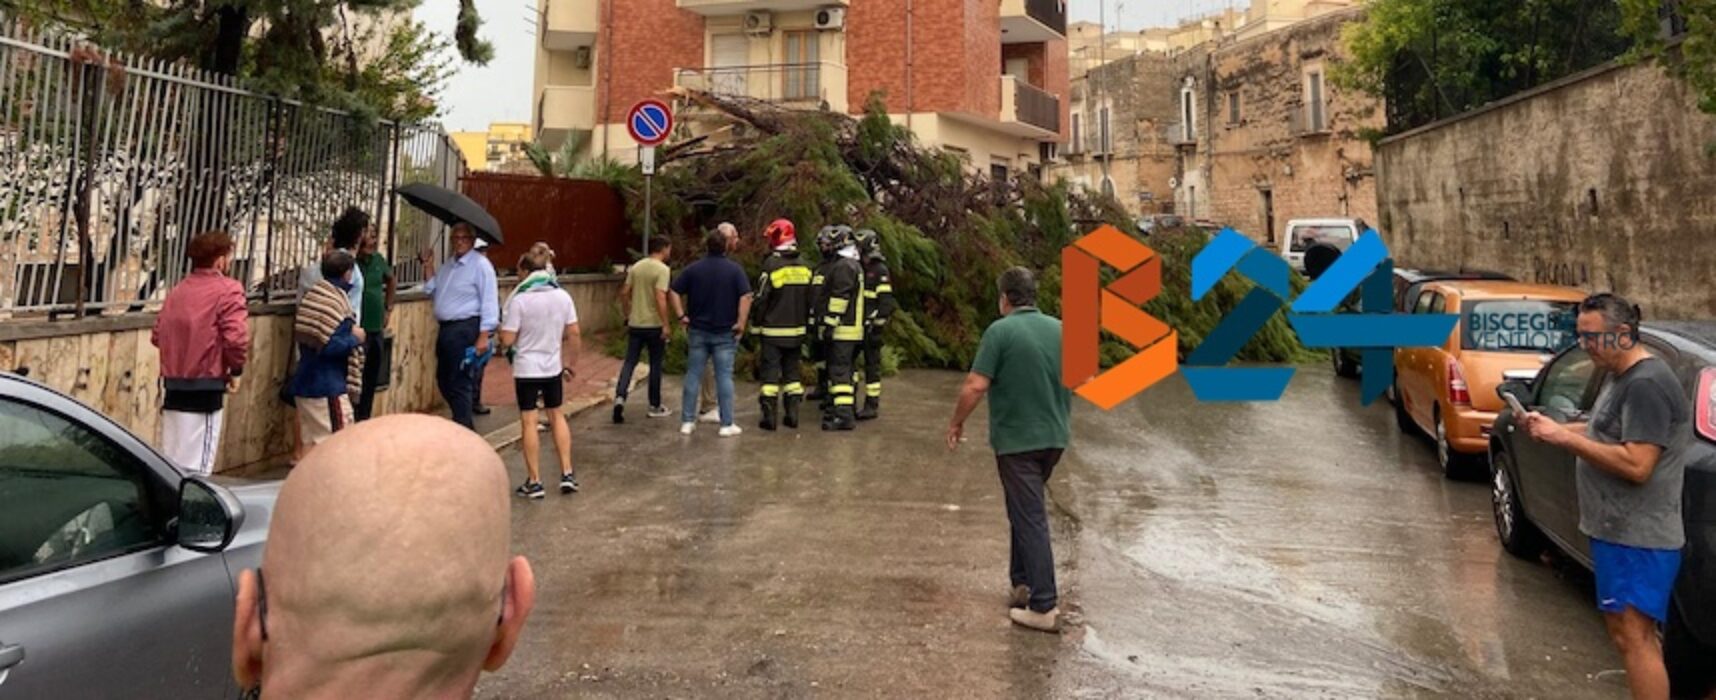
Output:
[852, 229, 895, 420]
[750, 219, 815, 431]
[805, 225, 851, 405]
[812, 225, 864, 431]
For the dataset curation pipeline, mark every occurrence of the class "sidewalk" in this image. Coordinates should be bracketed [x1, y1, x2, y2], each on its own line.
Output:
[225, 335, 640, 480]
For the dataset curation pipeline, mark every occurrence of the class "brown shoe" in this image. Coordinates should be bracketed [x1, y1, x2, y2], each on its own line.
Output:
[1009, 585, 1031, 609]
[1009, 606, 1059, 633]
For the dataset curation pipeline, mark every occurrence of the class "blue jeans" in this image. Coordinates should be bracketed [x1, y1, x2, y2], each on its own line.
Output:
[682, 328, 737, 426]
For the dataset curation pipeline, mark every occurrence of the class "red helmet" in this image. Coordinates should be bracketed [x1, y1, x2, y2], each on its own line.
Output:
[764, 219, 796, 249]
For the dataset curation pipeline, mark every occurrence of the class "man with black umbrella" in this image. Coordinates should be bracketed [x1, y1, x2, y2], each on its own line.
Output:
[419, 222, 500, 430]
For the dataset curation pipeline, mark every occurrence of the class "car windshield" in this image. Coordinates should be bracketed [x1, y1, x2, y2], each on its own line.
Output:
[1289, 225, 1355, 252]
[1463, 300, 1579, 353]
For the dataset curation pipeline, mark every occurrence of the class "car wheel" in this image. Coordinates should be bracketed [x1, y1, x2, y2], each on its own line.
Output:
[1491, 448, 1545, 560]
[1393, 382, 1414, 432]
[1435, 408, 1476, 479]
[1332, 350, 1358, 379]
[1665, 598, 1716, 698]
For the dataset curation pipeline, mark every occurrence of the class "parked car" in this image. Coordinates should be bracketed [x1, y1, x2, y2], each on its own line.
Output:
[1137, 214, 1185, 236]
[0, 371, 276, 697]
[1489, 321, 1716, 698]
[1391, 280, 1586, 477]
[1280, 218, 1363, 272]
[1333, 268, 1517, 379]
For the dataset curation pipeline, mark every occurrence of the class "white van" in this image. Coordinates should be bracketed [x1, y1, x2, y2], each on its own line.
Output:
[1280, 218, 1364, 272]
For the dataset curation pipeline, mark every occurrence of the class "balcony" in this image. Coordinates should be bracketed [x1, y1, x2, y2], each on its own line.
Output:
[999, 75, 1060, 137]
[537, 85, 596, 148]
[1001, 0, 1067, 43]
[1289, 104, 1332, 137]
[674, 63, 848, 113]
[677, 0, 846, 16]
[1166, 122, 1197, 147]
[541, 0, 597, 51]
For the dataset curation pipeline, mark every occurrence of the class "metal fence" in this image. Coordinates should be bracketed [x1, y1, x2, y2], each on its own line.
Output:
[0, 19, 463, 317]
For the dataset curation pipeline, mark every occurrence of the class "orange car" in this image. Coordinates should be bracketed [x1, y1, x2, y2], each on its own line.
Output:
[1391, 280, 1587, 477]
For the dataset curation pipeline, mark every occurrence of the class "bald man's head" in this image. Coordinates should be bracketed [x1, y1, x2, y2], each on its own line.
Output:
[233, 415, 535, 698]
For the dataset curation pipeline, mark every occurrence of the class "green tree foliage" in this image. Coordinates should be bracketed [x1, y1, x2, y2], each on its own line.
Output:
[1338, 0, 1631, 132]
[592, 92, 1313, 374]
[4, 0, 483, 120]
[1619, 0, 1716, 116]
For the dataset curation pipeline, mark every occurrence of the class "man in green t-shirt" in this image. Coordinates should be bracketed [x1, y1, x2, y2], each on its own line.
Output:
[946, 266, 1072, 633]
[353, 215, 395, 421]
[613, 236, 675, 423]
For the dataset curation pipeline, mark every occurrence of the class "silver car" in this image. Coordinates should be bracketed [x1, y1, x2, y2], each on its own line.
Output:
[0, 372, 277, 697]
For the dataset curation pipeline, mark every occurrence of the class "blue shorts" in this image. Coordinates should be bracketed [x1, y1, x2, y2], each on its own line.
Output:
[1591, 538, 1682, 623]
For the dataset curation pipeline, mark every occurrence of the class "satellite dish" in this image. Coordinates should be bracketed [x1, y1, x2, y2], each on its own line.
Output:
[1303, 243, 1342, 280]
[1168, 176, 1180, 189]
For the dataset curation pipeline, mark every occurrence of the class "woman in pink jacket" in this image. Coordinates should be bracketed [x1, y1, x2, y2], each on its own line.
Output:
[151, 231, 250, 474]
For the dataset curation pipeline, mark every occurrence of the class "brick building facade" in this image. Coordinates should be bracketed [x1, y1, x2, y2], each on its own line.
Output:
[1052, 5, 1379, 244]
[534, 0, 1067, 178]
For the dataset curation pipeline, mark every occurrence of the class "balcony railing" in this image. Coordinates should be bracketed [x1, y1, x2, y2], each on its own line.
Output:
[1289, 104, 1331, 136]
[674, 63, 848, 113]
[1166, 122, 1197, 147]
[1000, 76, 1060, 135]
[537, 85, 597, 138]
[676, 0, 848, 16]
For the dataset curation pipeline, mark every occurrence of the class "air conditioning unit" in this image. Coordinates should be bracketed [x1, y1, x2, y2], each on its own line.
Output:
[573, 46, 592, 69]
[814, 7, 846, 30]
[744, 11, 773, 34]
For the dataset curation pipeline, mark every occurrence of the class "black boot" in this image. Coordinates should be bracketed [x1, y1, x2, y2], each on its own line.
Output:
[832, 405, 857, 431]
[820, 400, 838, 431]
[857, 396, 879, 421]
[782, 395, 802, 429]
[759, 396, 778, 431]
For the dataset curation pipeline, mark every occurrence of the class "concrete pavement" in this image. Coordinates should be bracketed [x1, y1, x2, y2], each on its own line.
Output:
[475, 368, 1627, 699]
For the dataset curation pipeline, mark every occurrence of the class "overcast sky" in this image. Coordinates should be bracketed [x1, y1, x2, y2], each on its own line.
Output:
[425, 0, 1242, 132]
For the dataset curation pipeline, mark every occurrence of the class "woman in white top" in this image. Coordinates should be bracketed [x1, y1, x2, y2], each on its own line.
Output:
[498, 242, 581, 498]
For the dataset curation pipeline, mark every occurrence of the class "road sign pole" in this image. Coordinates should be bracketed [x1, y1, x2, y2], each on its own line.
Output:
[644, 171, 653, 256]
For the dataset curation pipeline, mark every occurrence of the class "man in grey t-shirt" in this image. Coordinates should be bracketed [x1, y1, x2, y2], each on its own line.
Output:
[1522, 293, 1686, 700]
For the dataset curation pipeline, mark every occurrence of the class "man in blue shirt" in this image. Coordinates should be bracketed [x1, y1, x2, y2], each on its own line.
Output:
[669, 230, 753, 436]
[419, 222, 499, 430]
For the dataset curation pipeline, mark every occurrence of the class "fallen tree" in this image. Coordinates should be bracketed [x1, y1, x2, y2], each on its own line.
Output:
[587, 91, 1313, 374]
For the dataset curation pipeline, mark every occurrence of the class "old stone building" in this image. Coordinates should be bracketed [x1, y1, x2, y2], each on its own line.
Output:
[1052, 5, 1380, 245]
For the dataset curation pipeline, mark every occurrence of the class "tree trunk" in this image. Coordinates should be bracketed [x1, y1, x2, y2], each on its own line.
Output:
[211, 4, 249, 75]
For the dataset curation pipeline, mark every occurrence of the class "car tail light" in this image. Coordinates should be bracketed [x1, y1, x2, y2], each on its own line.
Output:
[1697, 368, 1716, 443]
[1448, 358, 1471, 406]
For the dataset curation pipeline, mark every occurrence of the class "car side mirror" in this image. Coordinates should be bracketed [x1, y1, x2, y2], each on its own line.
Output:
[1497, 379, 1532, 406]
[175, 477, 244, 553]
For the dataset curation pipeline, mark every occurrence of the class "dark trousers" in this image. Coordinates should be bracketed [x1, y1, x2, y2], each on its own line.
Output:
[825, 340, 860, 410]
[861, 331, 884, 399]
[354, 332, 386, 421]
[757, 338, 805, 398]
[435, 317, 479, 430]
[616, 326, 667, 407]
[998, 448, 1064, 613]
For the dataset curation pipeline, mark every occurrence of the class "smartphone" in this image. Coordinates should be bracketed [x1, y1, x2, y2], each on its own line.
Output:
[1503, 392, 1527, 417]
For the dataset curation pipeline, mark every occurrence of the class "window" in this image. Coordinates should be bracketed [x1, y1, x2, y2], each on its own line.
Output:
[1228, 92, 1240, 124]
[1535, 349, 1596, 416]
[1429, 294, 1446, 314]
[1413, 291, 1435, 315]
[1288, 224, 1356, 253]
[1306, 71, 1326, 132]
[1099, 106, 1111, 154]
[1070, 112, 1082, 154]
[783, 31, 819, 100]
[1462, 300, 1579, 353]
[1180, 87, 1196, 141]
[0, 400, 163, 583]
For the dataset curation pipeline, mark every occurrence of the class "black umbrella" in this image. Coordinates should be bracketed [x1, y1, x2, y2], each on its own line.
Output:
[394, 183, 504, 245]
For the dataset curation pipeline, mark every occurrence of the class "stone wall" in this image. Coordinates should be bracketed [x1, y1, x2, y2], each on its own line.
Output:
[1205, 7, 1380, 242]
[1376, 55, 1716, 319]
[0, 274, 624, 473]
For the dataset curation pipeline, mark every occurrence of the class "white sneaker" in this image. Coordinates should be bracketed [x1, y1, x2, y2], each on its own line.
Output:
[699, 409, 721, 424]
[718, 425, 743, 438]
[647, 406, 672, 418]
[680, 422, 694, 435]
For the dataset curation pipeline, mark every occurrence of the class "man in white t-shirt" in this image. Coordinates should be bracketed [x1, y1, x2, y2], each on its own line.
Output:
[498, 243, 581, 498]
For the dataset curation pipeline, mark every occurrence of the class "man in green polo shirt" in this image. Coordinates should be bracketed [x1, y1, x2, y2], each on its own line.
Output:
[354, 219, 395, 421]
[946, 266, 1072, 632]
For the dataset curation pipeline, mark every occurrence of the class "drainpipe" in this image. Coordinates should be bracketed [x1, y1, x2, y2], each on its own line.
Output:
[601, 0, 613, 159]
[906, 0, 914, 131]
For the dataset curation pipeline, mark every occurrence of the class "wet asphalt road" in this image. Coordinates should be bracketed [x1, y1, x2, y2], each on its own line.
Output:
[475, 367, 1625, 699]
